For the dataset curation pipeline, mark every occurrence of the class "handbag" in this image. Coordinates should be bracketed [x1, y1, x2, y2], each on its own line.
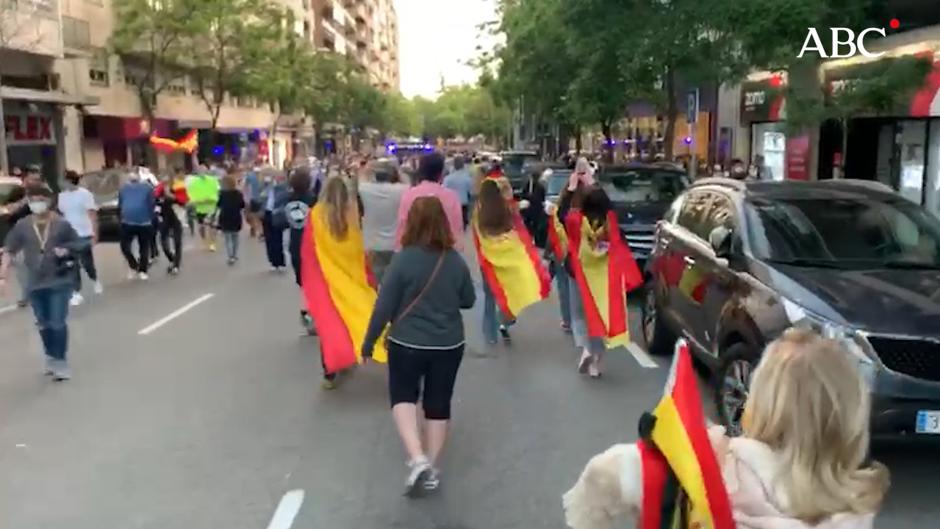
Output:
[384, 252, 446, 349]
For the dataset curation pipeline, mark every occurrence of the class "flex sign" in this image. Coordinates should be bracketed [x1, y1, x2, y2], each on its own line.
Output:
[4, 115, 56, 146]
[797, 19, 900, 59]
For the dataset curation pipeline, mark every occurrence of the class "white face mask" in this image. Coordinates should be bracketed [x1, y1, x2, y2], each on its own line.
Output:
[28, 200, 49, 214]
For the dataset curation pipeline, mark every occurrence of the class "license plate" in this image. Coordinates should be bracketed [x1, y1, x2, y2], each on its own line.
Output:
[916, 411, 940, 434]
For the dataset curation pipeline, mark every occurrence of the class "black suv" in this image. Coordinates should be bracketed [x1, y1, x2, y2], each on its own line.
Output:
[642, 178, 940, 437]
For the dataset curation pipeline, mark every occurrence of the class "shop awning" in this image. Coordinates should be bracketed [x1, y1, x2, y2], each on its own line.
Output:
[0, 86, 99, 106]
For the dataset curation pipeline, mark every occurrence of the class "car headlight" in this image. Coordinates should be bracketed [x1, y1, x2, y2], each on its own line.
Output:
[782, 298, 876, 374]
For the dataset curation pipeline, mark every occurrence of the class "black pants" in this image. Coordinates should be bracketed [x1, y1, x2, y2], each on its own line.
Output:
[160, 218, 183, 269]
[73, 237, 98, 292]
[388, 342, 464, 420]
[262, 211, 286, 268]
[461, 204, 470, 229]
[120, 224, 152, 273]
[150, 217, 161, 258]
[289, 228, 303, 286]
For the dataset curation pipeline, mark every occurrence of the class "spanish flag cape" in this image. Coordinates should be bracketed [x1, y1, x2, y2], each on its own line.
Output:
[473, 207, 551, 320]
[637, 340, 735, 529]
[545, 205, 567, 262]
[300, 203, 387, 374]
[565, 210, 643, 348]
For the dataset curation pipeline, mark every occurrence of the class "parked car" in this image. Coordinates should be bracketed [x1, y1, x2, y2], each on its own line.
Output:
[82, 168, 134, 240]
[597, 165, 691, 269]
[544, 168, 573, 205]
[0, 176, 25, 245]
[642, 177, 940, 437]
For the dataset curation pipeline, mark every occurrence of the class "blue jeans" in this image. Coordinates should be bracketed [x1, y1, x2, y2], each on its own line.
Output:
[554, 259, 572, 327]
[29, 286, 71, 365]
[568, 274, 605, 355]
[223, 231, 240, 260]
[482, 277, 511, 344]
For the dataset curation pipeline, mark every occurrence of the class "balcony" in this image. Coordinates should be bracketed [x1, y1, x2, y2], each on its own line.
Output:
[0, 2, 64, 58]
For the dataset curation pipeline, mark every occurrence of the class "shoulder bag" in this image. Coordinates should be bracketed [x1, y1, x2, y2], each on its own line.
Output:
[385, 251, 446, 349]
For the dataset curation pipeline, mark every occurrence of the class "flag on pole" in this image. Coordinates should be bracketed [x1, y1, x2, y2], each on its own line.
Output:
[565, 210, 643, 348]
[473, 210, 551, 320]
[639, 339, 736, 529]
[300, 203, 387, 374]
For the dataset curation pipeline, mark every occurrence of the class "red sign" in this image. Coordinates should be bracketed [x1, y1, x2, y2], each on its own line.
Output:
[4, 114, 55, 146]
[786, 135, 811, 180]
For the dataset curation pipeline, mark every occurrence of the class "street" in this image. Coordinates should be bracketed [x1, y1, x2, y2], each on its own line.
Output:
[0, 238, 934, 529]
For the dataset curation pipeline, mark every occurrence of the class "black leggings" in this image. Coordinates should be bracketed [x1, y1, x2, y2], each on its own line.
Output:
[160, 218, 183, 269]
[388, 342, 464, 420]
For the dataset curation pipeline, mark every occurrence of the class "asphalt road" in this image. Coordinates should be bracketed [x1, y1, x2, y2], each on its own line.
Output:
[0, 237, 936, 529]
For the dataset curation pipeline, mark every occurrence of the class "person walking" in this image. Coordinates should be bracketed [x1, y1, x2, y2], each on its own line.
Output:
[442, 156, 473, 229]
[118, 171, 156, 280]
[2, 171, 32, 308]
[155, 168, 188, 275]
[285, 169, 318, 333]
[217, 173, 246, 265]
[260, 170, 290, 272]
[186, 167, 221, 252]
[519, 169, 547, 247]
[553, 157, 595, 335]
[395, 153, 465, 251]
[1, 185, 81, 380]
[563, 329, 890, 529]
[57, 170, 101, 306]
[362, 196, 476, 496]
[359, 165, 407, 284]
[243, 165, 263, 238]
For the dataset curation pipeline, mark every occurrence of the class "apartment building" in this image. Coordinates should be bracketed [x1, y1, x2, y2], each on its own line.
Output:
[2, 0, 398, 178]
[309, 0, 400, 91]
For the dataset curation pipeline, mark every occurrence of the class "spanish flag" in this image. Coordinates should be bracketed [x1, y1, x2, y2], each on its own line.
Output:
[565, 210, 643, 348]
[300, 203, 387, 374]
[639, 340, 735, 529]
[473, 210, 551, 320]
[546, 206, 568, 262]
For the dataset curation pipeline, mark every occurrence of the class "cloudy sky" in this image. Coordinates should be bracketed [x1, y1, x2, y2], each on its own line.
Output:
[392, 0, 499, 99]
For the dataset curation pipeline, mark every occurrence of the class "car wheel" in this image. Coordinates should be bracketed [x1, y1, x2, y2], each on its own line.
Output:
[715, 343, 758, 437]
[641, 284, 674, 356]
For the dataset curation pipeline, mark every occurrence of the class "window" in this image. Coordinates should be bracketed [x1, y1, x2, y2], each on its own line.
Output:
[62, 16, 91, 50]
[88, 51, 109, 87]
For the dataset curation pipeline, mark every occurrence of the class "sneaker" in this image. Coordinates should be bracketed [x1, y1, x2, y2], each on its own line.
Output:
[69, 292, 84, 307]
[93, 281, 104, 295]
[404, 456, 432, 498]
[43, 358, 54, 376]
[560, 321, 572, 334]
[423, 468, 441, 492]
[52, 366, 71, 381]
[577, 350, 593, 374]
[321, 378, 337, 390]
[499, 325, 512, 344]
[208, 243, 217, 252]
[138, 272, 149, 281]
[16, 299, 28, 308]
[300, 311, 317, 335]
[127, 270, 138, 281]
[227, 258, 236, 266]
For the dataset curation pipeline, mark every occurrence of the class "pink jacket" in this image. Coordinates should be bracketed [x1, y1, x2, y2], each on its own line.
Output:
[562, 428, 875, 529]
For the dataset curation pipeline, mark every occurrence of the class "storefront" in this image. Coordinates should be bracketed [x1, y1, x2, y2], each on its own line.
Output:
[2, 95, 67, 188]
[740, 78, 788, 181]
[82, 115, 176, 170]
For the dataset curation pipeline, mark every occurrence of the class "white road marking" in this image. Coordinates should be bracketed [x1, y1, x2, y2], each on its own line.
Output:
[627, 341, 659, 369]
[137, 293, 215, 336]
[0, 304, 18, 316]
[265, 489, 305, 529]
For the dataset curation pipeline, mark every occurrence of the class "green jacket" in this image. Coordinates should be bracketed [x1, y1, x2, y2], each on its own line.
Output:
[187, 175, 221, 215]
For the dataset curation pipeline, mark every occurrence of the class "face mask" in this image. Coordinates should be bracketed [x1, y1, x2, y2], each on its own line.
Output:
[28, 201, 49, 214]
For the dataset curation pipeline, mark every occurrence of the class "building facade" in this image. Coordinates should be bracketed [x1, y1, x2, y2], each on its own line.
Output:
[2, 0, 400, 178]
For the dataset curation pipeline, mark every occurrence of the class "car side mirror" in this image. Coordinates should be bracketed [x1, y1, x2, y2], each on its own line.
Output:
[709, 225, 733, 259]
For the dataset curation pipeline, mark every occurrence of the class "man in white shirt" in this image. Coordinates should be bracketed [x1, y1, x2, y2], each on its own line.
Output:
[57, 170, 101, 306]
[359, 165, 407, 284]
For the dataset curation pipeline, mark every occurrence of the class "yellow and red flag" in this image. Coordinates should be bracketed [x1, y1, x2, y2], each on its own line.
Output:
[545, 206, 568, 262]
[473, 210, 551, 320]
[565, 210, 643, 348]
[640, 340, 736, 529]
[149, 130, 198, 154]
[300, 203, 386, 374]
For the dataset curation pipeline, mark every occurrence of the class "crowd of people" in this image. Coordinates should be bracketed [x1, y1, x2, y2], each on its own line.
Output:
[0, 150, 891, 525]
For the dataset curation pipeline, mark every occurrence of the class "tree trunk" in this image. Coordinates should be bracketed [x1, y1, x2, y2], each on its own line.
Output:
[575, 125, 583, 155]
[140, 95, 159, 171]
[663, 67, 678, 161]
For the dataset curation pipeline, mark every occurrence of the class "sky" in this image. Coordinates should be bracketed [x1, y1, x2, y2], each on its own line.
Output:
[393, 0, 499, 99]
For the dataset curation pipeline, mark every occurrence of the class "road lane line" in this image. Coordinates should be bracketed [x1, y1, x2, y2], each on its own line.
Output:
[265, 490, 305, 529]
[0, 304, 18, 316]
[627, 341, 659, 369]
[138, 293, 215, 336]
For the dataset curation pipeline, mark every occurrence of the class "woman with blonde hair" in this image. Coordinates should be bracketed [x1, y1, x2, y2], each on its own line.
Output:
[562, 327, 890, 529]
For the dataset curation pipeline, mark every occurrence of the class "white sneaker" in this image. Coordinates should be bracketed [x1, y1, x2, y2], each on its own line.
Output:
[138, 272, 149, 281]
[404, 456, 432, 498]
[127, 270, 138, 281]
[93, 281, 104, 295]
[69, 292, 84, 307]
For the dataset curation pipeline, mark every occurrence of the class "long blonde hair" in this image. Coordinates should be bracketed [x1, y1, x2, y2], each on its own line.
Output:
[743, 328, 889, 522]
[319, 177, 352, 240]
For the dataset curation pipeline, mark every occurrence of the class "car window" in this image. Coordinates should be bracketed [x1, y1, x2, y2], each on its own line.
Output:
[603, 170, 689, 203]
[746, 197, 940, 267]
[547, 172, 572, 196]
[676, 191, 713, 240]
[663, 195, 685, 224]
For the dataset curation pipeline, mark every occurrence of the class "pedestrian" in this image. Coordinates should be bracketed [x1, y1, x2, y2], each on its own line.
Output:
[186, 166, 221, 252]
[217, 173, 246, 265]
[243, 165, 263, 238]
[519, 168, 547, 247]
[57, 170, 101, 306]
[565, 186, 642, 378]
[563, 328, 890, 529]
[442, 156, 473, 228]
[361, 196, 476, 496]
[155, 168, 187, 275]
[551, 157, 595, 335]
[118, 170, 156, 280]
[285, 169, 318, 333]
[260, 170, 290, 272]
[2, 171, 32, 307]
[395, 153, 464, 251]
[472, 178, 548, 345]
[359, 165, 407, 284]
[0, 185, 81, 380]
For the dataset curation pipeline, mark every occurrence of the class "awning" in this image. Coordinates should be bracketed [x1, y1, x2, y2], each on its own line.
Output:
[0, 86, 99, 106]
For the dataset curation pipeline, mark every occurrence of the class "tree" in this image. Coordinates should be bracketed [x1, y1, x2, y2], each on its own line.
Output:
[111, 0, 200, 125]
